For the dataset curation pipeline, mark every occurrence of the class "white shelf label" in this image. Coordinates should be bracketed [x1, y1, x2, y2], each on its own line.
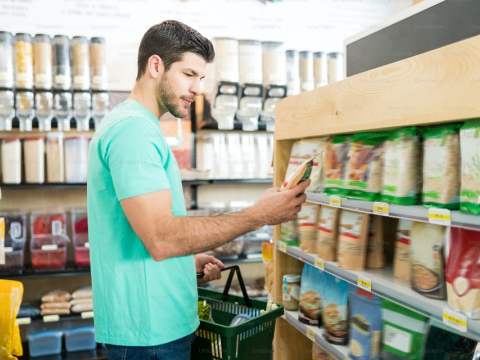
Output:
[314, 257, 325, 271]
[5, 247, 13, 253]
[443, 308, 467, 333]
[81, 311, 94, 319]
[278, 242, 287, 253]
[41, 244, 58, 251]
[373, 202, 389, 216]
[16, 317, 31, 325]
[358, 276, 372, 292]
[43, 315, 59, 323]
[384, 324, 412, 353]
[283, 293, 291, 302]
[428, 208, 451, 226]
[85, 242, 90, 249]
[329, 195, 341, 208]
[306, 328, 316, 341]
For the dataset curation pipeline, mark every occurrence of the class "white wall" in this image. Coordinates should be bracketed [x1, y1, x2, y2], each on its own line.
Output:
[0, 0, 411, 91]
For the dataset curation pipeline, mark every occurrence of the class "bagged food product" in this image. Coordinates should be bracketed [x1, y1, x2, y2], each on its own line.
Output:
[366, 215, 385, 269]
[41, 308, 70, 315]
[298, 203, 319, 253]
[316, 206, 340, 261]
[71, 302, 93, 313]
[422, 123, 461, 209]
[41, 289, 72, 303]
[281, 152, 322, 191]
[40, 302, 70, 310]
[393, 219, 413, 281]
[446, 227, 480, 319]
[410, 222, 446, 300]
[298, 264, 324, 326]
[337, 210, 369, 271]
[381, 298, 427, 360]
[381, 127, 422, 205]
[322, 272, 349, 345]
[280, 220, 298, 246]
[312, 343, 334, 360]
[262, 242, 274, 295]
[0, 280, 24, 359]
[285, 138, 326, 193]
[72, 286, 92, 299]
[69, 298, 93, 306]
[459, 119, 480, 215]
[324, 136, 350, 196]
[348, 287, 382, 360]
[423, 325, 477, 360]
[346, 132, 388, 202]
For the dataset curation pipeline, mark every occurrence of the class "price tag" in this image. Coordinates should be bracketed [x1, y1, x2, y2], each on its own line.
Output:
[428, 208, 451, 226]
[43, 315, 59, 323]
[85, 242, 90, 249]
[314, 257, 325, 271]
[55, 75, 67, 84]
[443, 308, 467, 333]
[81, 311, 94, 319]
[51, 220, 62, 236]
[74, 75, 86, 84]
[41, 244, 58, 251]
[373, 202, 389, 216]
[306, 328, 316, 341]
[283, 293, 291, 302]
[16, 317, 31, 325]
[358, 276, 372, 292]
[278, 242, 287, 253]
[4, 247, 13, 253]
[329, 195, 341, 208]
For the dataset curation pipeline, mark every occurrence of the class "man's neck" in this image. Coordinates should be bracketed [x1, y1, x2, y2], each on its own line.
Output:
[128, 81, 166, 120]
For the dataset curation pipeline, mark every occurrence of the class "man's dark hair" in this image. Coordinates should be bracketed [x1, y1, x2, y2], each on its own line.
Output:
[136, 20, 215, 80]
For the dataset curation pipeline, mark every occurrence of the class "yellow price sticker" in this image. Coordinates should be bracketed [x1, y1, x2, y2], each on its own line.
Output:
[16, 317, 31, 325]
[81, 311, 94, 319]
[278, 242, 287, 253]
[373, 202, 389, 216]
[306, 328, 316, 341]
[43, 315, 59, 323]
[443, 308, 467, 332]
[357, 276, 372, 292]
[428, 208, 451, 226]
[314, 257, 325, 271]
[329, 196, 341, 208]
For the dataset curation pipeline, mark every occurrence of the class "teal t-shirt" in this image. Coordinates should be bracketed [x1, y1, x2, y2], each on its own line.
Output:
[87, 101, 199, 346]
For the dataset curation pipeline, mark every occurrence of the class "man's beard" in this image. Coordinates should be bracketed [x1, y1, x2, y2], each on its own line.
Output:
[158, 73, 187, 118]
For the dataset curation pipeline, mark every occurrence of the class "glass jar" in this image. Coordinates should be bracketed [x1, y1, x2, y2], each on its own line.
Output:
[238, 40, 262, 86]
[90, 37, 107, 90]
[213, 37, 239, 83]
[327, 52, 344, 84]
[92, 90, 109, 129]
[262, 41, 286, 87]
[0, 31, 14, 88]
[15, 33, 34, 89]
[1, 137, 22, 184]
[65, 136, 90, 183]
[286, 50, 300, 97]
[46, 132, 65, 183]
[54, 90, 72, 131]
[34, 34, 52, 89]
[23, 136, 46, 184]
[35, 90, 53, 132]
[72, 36, 90, 90]
[15, 89, 34, 132]
[282, 274, 301, 311]
[299, 51, 314, 92]
[53, 35, 71, 90]
[73, 90, 91, 131]
[0, 89, 14, 131]
[314, 52, 327, 88]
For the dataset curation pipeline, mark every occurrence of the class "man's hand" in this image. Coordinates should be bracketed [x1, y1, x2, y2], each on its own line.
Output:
[195, 254, 225, 285]
[248, 179, 311, 226]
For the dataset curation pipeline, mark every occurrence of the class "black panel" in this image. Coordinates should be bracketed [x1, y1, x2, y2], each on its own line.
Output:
[347, 0, 480, 76]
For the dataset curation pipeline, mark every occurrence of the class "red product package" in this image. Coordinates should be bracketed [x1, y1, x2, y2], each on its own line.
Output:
[446, 227, 480, 319]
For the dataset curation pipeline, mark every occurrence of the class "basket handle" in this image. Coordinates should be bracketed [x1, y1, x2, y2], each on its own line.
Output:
[197, 265, 252, 308]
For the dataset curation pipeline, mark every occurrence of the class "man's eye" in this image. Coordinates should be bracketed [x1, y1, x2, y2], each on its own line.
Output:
[185, 73, 193, 77]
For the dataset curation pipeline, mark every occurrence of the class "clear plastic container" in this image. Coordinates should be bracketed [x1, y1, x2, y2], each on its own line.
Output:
[26, 329, 63, 357]
[92, 90, 109, 129]
[54, 90, 72, 131]
[34, 34, 52, 89]
[226, 133, 243, 179]
[327, 52, 344, 84]
[0, 248, 24, 275]
[286, 50, 300, 97]
[1, 137, 21, 184]
[0, 212, 27, 250]
[241, 134, 256, 178]
[313, 52, 327, 88]
[72, 36, 90, 90]
[90, 37, 107, 90]
[53, 35, 71, 90]
[35, 90, 54, 131]
[15, 33, 33, 89]
[46, 132, 65, 183]
[30, 235, 69, 271]
[0, 31, 14, 88]
[238, 40, 262, 86]
[71, 209, 89, 267]
[73, 90, 91, 131]
[65, 136, 89, 183]
[299, 51, 314, 92]
[213, 37, 239, 83]
[65, 326, 96, 352]
[30, 211, 67, 236]
[0, 89, 14, 131]
[243, 225, 273, 256]
[262, 41, 286, 86]
[23, 136, 46, 184]
[15, 89, 34, 131]
[212, 133, 228, 179]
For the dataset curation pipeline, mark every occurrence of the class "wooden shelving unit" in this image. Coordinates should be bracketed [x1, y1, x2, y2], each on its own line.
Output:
[272, 34, 480, 360]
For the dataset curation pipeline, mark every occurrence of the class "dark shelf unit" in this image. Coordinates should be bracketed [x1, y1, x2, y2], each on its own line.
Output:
[198, 119, 271, 132]
[18, 344, 107, 360]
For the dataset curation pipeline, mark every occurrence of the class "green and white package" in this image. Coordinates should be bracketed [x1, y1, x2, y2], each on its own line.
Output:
[324, 136, 350, 197]
[460, 119, 480, 215]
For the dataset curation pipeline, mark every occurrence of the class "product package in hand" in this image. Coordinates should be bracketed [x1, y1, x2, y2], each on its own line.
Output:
[281, 152, 322, 192]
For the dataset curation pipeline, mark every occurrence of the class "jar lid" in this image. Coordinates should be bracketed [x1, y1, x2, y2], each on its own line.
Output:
[23, 136, 46, 141]
[283, 274, 301, 283]
[65, 136, 90, 141]
[46, 132, 64, 139]
[2, 137, 21, 141]
[91, 37, 105, 44]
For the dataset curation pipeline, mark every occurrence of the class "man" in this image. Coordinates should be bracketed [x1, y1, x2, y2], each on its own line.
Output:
[87, 20, 309, 360]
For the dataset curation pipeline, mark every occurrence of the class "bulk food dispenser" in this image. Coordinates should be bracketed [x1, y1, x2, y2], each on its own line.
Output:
[34, 34, 54, 131]
[73, 90, 91, 131]
[15, 33, 35, 131]
[210, 37, 239, 130]
[260, 41, 287, 132]
[0, 31, 15, 131]
[286, 50, 300, 97]
[92, 90, 109, 129]
[236, 40, 263, 131]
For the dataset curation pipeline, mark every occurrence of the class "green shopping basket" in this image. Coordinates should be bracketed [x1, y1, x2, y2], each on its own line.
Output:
[192, 265, 284, 360]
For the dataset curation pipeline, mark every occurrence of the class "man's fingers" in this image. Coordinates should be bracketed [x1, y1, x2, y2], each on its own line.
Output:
[295, 193, 307, 206]
[213, 258, 225, 269]
[287, 179, 311, 197]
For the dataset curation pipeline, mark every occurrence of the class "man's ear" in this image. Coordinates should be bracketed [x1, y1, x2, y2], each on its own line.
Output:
[147, 55, 164, 79]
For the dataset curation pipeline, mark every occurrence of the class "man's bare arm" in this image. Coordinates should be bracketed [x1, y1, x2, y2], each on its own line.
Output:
[120, 180, 310, 261]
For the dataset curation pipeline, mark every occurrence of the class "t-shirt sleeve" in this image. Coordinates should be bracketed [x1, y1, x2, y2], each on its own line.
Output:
[102, 117, 171, 200]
